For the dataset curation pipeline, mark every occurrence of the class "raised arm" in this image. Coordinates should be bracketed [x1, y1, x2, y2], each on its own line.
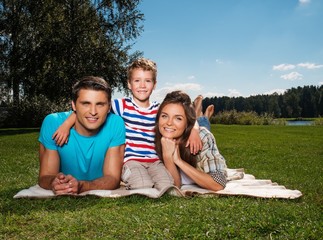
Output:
[160, 137, 182, 188]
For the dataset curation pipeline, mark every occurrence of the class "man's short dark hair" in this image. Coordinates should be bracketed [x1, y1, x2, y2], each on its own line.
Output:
[72, 76, 112, 103]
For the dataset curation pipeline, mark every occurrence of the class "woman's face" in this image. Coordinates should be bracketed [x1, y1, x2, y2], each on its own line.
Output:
[158, 103, 187, 140]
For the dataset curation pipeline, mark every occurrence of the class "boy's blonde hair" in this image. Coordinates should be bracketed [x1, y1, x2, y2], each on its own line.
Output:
[127, 58, 157, 82]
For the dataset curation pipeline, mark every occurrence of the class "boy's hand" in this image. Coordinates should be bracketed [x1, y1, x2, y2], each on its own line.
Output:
[52, 125, 70, 146]
[186, 127, 202, 155]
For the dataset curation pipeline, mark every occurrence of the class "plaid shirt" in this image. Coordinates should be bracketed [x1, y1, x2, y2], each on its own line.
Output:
[196, 127, 227, 187]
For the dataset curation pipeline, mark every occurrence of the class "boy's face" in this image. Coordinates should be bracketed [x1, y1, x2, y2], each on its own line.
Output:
[72, 89, 110, 136]
[128, 68, 156, 108]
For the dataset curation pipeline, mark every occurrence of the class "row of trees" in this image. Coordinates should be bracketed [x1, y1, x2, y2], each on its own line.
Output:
[1, 0, 144, 106]
[203, 85, 323, 118]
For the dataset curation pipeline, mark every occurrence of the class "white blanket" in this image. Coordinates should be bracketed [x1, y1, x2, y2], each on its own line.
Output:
[13, 169, 302, 199]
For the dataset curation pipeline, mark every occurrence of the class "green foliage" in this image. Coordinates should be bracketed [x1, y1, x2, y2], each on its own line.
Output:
[1, 0, 144, 104]
[1, 125, 322, 239]
[1, 95, 70, 127]
[204, 85, 323, 118]
[314, 118, 323, 125]
[212, 110, 275, 125]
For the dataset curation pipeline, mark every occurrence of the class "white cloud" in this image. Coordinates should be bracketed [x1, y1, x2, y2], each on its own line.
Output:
[228, 89, 242, 97]
[151, 83, 202, 103]
[204, 91, 225, 98]
[167, 83, 202, 91]
[299, 0, 311, 5]
[273, 62, 323, 71]
[215, 59, 224, 64]
[280, 72, 303, 81]
[273, 64, 295, 71]
[319, 82, 323, 86]
[187, 75, 195, 80]
[297, 62, 323, 69]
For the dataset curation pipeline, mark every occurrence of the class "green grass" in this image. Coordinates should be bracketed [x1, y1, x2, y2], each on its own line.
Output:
[1, 126, 322, 239]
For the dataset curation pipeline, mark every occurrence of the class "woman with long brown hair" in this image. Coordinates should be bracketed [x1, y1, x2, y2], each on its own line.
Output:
[155, 91, 227, 191]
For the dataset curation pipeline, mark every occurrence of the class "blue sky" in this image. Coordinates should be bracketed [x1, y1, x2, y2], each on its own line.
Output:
[115, 0, 323, 103]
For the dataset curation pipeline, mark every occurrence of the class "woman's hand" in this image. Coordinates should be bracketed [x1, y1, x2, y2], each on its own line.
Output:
[161, 137, 182, 187]
[161, 137, 176, 161]
[161, 137, 182, 165]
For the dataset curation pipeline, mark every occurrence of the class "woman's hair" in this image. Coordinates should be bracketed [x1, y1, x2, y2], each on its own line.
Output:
[127, 58, 157, 82]
[155, 90, 197, 167]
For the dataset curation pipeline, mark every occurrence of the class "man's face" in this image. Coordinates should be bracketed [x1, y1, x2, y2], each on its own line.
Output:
[72, 89, 110, 136]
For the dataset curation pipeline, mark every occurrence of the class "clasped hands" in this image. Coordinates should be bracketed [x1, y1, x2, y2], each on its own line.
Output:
[51, 173, 79, 195]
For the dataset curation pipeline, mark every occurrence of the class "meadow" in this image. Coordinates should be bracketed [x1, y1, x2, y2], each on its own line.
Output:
[0, 125, 322, 239]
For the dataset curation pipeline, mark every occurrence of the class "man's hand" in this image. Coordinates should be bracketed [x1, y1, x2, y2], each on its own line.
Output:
[51, 173, 79, 195]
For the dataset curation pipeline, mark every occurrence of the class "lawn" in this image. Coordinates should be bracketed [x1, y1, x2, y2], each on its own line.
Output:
[0, 125, 322, 239]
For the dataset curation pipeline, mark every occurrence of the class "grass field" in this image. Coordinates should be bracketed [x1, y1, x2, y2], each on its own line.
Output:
[0, 125, 322, 239]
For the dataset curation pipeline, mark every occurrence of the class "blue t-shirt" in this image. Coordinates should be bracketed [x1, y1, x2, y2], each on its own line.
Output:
[39, 111, 125, 181]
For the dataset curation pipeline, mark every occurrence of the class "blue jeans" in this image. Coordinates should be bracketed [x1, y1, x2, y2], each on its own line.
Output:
[197, 116, 210, 131]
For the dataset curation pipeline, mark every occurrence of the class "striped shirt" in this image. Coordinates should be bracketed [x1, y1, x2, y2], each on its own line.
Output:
[111, 97, 160, 163]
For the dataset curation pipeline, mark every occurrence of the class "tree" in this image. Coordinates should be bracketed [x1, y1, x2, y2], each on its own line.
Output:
[300, 86, 316, 117]
[1, 0, 144, 104]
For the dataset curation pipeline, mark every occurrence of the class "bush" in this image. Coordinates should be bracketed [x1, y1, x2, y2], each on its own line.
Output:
[211, 110, 275, 125]
[1, 95, 70, 128]
[314, 118, 323, 126]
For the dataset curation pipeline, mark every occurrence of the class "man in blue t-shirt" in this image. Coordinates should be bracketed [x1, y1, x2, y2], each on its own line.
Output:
[38, 76, 125, 195]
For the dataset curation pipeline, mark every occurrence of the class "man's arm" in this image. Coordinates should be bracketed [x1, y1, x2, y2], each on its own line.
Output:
[78, 144, 125, 193]
[38, 143, 60, 189]
[39, 144, 74, 195]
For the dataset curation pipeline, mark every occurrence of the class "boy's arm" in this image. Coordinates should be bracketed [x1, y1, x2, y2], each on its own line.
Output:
[52, 112, 76, 146]
[78, 144, 125, 193]
[186, 121, 202, 155]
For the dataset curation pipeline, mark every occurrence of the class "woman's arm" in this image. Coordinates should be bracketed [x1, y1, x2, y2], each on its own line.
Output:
[177, 128, 227, 191]
[161, 137, 182, 188]
[174, 159, 225, 191]
[184, 128, 227, 191]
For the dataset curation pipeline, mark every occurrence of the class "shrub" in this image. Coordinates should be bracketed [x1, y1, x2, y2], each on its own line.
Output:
[1, 95, 70, 128]
[212, 110, 275, 125]
[314, 118, 323, 126]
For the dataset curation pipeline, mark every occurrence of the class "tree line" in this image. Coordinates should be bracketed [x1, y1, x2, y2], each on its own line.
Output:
[203, 85, 323, 118]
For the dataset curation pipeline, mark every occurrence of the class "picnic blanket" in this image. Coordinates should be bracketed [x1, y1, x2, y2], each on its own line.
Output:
[13, 168, 302, 199]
